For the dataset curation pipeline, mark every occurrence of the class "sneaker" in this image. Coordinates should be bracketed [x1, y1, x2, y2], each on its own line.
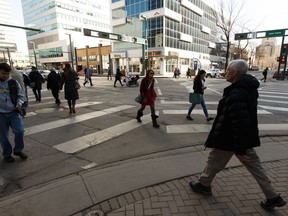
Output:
[207, 117, 214, 122]
[4, 156, 15, 163]
[186, 115, 193, 120]
[261, 194, 287, 210]
[189, 182, 212, 195]
[13, 152, 28, 160]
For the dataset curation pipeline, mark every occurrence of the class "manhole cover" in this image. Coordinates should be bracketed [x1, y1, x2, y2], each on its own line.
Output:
[35, 108, 64, 113]
[85, 210, 104, 216]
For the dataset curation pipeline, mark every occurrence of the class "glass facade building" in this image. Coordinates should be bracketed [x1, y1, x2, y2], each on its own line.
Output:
[111, 0, 219, 75]
[22, 0, 111, 69]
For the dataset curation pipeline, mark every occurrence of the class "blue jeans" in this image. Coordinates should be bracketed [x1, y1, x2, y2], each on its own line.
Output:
[187, 95, 209, 118]
[0, 112, 25, 158]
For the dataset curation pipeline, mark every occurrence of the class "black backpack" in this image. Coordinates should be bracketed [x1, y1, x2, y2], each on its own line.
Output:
[8, 79, 25, 116]
[8, 79, 18, 107]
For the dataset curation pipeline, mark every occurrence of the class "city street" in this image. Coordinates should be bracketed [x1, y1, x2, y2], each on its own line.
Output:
[0, 73, 288, 215]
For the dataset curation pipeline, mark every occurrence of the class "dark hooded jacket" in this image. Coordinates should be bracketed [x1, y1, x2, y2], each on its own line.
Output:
[205, 74, 260, 155]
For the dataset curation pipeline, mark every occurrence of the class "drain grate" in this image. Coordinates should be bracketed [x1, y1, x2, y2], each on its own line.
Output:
[85, 210, 104, 216]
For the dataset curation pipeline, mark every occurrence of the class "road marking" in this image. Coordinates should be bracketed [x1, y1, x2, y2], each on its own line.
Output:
[258, 105, 288, 112]
[167, 123, 288, 133]
[163, 109, 272, 115]
[156, 87, 162, 96]
[160, 100, 219, 105]
[25, 105, 135, 135]
[258, 99, 288, 104]
[259, 91, 288, 95]
[259, 94, 288, 99]
[53, 112, 158, 154]
[64, 101, 102, 108]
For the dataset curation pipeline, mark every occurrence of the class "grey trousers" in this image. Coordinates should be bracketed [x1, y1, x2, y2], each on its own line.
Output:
[199, 148, 278, 199]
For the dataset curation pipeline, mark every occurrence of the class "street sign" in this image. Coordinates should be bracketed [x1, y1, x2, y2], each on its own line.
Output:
[134, 37, 147, 45]
[265, 30, 284, 38]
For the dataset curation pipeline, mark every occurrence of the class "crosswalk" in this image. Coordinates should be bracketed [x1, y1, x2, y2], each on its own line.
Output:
[22, 79, 288, 158]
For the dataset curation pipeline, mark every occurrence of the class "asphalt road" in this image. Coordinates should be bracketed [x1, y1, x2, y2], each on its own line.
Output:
[1, 73, 288, 198]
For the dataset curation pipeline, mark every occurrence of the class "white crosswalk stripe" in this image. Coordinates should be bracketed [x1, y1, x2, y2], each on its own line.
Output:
[163, 109, 272, 115]
[167, 123, 288, 133]
[25, 105, 134, 135]
[53, 112, 158, 154]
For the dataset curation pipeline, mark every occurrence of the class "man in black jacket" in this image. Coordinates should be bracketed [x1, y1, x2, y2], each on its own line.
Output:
[189, 59, 286, 210]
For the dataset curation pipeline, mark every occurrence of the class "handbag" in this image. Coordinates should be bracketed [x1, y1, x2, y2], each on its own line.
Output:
[135, 94, 141, 103]
[75, 80, 81, 90]
[29, 82, 35, 88]
[189, 92, 201, 104]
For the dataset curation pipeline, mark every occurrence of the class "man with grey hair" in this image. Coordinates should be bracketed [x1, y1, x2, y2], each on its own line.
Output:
[189, 59, 286, 210]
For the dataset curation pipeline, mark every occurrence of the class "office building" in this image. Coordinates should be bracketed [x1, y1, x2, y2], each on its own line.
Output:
[22, 0, 111, 70]
[111, 0, 220, 75]
[0, 0, 18, 62]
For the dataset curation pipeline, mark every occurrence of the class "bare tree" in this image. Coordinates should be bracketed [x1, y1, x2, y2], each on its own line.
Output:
[211, 0, 246, 69]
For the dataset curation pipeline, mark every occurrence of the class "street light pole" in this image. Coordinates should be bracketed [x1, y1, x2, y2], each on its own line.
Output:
[141, 15, 148, 75]
[29, 41, 38, 68]
[66, 33, 74, 69]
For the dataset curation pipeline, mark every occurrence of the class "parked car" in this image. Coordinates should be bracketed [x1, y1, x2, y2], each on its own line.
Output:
[206, 69, 221, 78]
[249, 66, 259, 71]
[39, 70, 51, 81]
[272, 69, 288, 78]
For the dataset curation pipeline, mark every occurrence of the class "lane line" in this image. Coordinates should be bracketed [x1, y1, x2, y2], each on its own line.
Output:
[163, 109, 272, 115]
[25, 105, 135, 136]
[53, 112, 158, 154]
[258, 105, 288, 112]
[167, 123, 288, 133]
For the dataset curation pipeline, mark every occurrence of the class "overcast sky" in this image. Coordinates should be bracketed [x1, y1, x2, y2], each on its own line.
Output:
[11, 0, 288, 53]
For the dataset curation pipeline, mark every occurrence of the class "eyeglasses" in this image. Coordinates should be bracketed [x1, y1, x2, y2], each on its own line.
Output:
[149, 73, 154, 75]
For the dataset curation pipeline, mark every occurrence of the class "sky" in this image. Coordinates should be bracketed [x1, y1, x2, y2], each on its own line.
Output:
[10, 0, 288, 53]
[203, 0, 288, 44]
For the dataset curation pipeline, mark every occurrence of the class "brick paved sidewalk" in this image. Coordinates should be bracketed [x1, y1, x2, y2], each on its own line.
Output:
[80, 159, 288, 216]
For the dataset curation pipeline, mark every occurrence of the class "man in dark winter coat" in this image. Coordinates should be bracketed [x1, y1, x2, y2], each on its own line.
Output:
[189, 59, 286, 210]
[29, 66, 44, 102]
[47, 68, 61, 105]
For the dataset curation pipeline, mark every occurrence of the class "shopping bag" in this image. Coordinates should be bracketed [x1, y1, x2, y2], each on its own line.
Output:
[189, 93, 201, 104]
[135, 94, 141, 103]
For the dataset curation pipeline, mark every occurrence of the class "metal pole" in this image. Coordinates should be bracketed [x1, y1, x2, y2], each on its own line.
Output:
[29, 42, 38, 68]
[6, 48, 12, 66]
[66, 33, 74, 69]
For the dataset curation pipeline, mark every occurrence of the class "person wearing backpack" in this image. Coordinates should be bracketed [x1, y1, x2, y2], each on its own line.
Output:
[0, 63, 28, 163]
[47, 68, 61, 106]
[29, 66, 44, 102]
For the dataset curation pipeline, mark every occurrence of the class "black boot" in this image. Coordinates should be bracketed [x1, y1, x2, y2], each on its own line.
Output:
[136, 110, 143, 123]
[151, 115, 160, 128]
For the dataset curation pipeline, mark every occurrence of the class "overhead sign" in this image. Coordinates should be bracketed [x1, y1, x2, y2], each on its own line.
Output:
[265, 30, 284, 38]
[235, 28, 287, 40]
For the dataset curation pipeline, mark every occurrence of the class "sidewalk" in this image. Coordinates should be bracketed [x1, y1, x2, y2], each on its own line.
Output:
[0, 136, 287, 216]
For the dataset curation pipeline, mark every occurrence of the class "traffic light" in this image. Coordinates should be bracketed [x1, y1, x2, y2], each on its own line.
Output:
[277, 57, 280, 62]
[280, 55, 287, 63]
[234, 33, 248, 40]
[282, 44, 288, 54]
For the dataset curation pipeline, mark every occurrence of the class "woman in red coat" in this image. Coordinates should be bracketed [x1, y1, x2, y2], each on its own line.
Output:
[136, 69, 159, 128]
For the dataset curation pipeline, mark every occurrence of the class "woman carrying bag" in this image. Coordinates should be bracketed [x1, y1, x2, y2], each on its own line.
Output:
[186, 69, 214, 122]
[136, 69, 160, 128]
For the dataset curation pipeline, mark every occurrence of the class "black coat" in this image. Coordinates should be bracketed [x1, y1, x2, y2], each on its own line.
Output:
[60, 68, 79, 100]
[47, 71, 61, 90]
[205, 74, 260, 155]
[29, 70, 43, 89]
[193, 77, 205, 94]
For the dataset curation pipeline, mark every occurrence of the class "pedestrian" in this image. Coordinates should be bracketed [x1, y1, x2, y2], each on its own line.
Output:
[22, 71, 30, 112]
[60, 63, 79, 114]
[173, 67, 178, 78]
[0, 63, 28, 163]
[83, 66, 93, 86]
[136, 69, 160, 128]
[114, 66, 123, 87]
[107, 67, 112, 80]
[47, 68, 61, 106]
[189, 59, 287, 210]
[186, 69, 214, 122]
[261, 67, 268, 82]
[29, 66, 44, 102]
[186, 68, 191, 78]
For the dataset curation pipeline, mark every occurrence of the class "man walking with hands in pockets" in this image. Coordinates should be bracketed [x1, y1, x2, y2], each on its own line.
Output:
[189, 59, 286, 210]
